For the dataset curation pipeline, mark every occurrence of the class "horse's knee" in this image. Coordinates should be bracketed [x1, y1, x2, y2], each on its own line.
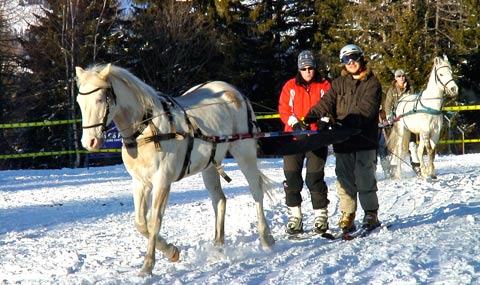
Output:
[135, 222, 148, 236]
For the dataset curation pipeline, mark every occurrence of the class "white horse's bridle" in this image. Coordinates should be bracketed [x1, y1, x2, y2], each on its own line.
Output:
[78, 86, 116, 135]
[433, 63, 456, 96]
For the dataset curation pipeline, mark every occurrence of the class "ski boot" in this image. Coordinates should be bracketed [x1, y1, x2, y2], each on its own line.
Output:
[313, 208, 328, 234]
[286, 206, 303, 234]
[338, 212, 356, 234]
[362, 210, 381, 231]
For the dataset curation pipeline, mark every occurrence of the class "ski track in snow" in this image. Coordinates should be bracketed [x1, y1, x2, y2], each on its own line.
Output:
[1, 155, 479, 284]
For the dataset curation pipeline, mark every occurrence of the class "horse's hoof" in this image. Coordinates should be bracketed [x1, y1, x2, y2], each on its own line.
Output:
[260, 234, 275, 248]
[168, 246, 180, 262]
[138, 269, 153, 277]
[139, 264, 153, 276]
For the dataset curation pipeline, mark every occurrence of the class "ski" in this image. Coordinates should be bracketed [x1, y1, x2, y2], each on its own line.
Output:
[342, 223, 392, 241]
[320, 229, 347, 240]
[285, 223, 392, 241]
[286, 230, 334, 241]
[287, 229, 344, 241]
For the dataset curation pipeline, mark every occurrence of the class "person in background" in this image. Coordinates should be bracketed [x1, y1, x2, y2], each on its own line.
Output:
[278, 50, 331, 235]
[383, 69, 421, 176]
[304, 44, 382, 233]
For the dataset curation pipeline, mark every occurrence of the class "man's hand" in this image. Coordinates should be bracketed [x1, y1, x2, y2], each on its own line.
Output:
[287, 116, 299, 127]
[291, 120, 308, 140]
[381, 118, 393, 128]
[292, 121, 308, 131]
[317, 116, 330, 130]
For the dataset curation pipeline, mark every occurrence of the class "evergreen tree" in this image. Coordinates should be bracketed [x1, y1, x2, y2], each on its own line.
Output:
[19, 0, 121, 168]
[122, 0, 220, 95]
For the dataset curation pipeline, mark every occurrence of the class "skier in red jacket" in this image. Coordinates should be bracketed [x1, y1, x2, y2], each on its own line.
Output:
[278, 50, 331, 235]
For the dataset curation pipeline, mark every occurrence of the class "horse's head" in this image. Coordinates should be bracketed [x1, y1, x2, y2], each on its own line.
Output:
[75, 64, 116, 151]
[434, 55, 458, 97]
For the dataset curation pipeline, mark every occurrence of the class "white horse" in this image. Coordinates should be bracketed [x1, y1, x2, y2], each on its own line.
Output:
[387, 55, 458, 179]
[75, 64, 275, 275]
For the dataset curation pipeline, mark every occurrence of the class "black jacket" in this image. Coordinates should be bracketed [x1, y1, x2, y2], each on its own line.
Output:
[305, 64, 382, 153]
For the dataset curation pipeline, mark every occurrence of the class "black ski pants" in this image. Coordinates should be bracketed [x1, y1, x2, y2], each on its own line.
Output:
[283, 147, 329, 209]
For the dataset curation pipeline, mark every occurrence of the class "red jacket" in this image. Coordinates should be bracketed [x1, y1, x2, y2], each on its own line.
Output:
[278, 76, 331, 131]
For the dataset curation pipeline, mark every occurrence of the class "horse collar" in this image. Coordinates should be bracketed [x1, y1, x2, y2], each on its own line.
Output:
[122, 110, 154, 146]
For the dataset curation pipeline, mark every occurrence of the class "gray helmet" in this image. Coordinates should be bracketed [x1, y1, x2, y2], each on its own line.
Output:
[339, 44, 364, 60]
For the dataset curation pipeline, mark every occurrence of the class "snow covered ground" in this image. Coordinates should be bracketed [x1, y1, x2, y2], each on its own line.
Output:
[1, 154, 479, 284]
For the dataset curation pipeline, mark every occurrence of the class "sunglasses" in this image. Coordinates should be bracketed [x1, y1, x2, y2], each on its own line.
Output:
[299, 67, 314, 71]
[341, 53, 363, 64]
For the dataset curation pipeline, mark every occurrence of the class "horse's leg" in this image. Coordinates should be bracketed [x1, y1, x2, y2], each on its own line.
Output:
[229, 141, 275, 248]
[392, 126, 405, 179]
[425, 139, 437, 179]
[132, 179, 150, 239]
[430, 147, 437, 179]
[201, 166, 226, 246]
[140, 184, 179, 276]
[417, 134, 427, 178]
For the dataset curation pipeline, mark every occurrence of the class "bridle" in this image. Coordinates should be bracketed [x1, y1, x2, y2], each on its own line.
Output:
[434, 63, 455, 96]
[78, 86, 116, 135]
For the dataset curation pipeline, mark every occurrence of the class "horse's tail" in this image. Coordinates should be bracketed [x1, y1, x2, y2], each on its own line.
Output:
[242, 94, 260, 134]
[258, 171, 278, 203]
[387, 124, 409, 159]
[386, 127, 397, 154]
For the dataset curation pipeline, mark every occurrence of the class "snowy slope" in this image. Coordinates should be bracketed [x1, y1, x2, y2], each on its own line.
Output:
[1, 154, 479, 284]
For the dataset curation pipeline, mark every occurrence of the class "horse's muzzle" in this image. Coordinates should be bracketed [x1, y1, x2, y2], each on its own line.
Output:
[449, 85, 459, 96]
[82, 136, 105, 151]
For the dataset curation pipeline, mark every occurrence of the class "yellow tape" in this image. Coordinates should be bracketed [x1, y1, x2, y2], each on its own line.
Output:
[0, 149, 121, 160]
[0, 119, 81, 129]
[0, 105, 478, 129]
[255, 114, 280, 119]
[1, 105, 480, 159]
[442, 105, 480, 111]
[439, 139, 480, 144]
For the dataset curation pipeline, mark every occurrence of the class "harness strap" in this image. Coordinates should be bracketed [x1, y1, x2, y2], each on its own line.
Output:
[122, 110, 153, 146]
[393, 92, 443, 124]
[167, 96, 195, 182]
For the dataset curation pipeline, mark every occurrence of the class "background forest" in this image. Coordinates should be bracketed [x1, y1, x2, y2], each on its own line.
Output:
[0, 0, 479, 169]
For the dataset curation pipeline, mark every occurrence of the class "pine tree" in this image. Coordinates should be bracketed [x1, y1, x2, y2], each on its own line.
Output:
[19, 0, 121, 168]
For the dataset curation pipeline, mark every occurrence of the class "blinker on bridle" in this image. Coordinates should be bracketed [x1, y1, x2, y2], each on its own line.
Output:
[78, 86, 117, 135]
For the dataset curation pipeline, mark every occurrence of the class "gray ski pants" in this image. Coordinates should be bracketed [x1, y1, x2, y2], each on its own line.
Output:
[335, 150, 379, 213]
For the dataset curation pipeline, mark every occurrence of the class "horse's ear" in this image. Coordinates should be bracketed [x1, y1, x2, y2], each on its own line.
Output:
[443, 54, 449, 61]
[75, 66, 84, 79]
[99, 63, 112, 79]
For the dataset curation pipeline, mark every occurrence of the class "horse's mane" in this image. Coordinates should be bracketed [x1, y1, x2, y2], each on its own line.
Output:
[86, 64, 163, 111]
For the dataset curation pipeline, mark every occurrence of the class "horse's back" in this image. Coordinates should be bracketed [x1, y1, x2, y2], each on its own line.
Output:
[175, 81, 255, 135]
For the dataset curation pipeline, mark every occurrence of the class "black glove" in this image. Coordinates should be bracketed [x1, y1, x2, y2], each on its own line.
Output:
[292, 121, 308, 140]
[292, 121, 308, 131]
[317, 121, 327, 131]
